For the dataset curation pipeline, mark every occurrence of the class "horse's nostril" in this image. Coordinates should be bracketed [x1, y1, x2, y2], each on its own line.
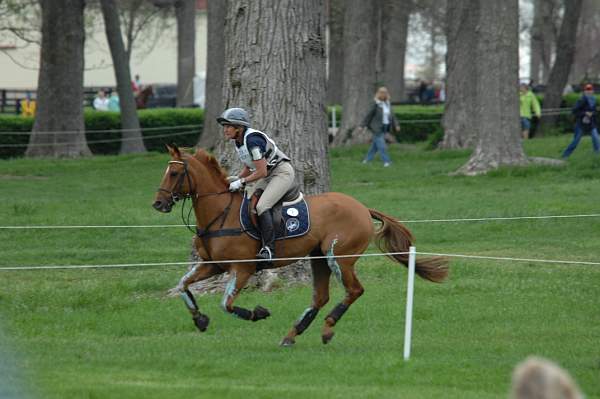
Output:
[152, 200, 162, 209]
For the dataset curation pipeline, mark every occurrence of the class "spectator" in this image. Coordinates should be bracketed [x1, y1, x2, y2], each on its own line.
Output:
[93, 90, 110, 111]
[361, 86, 400, 167]
[418, 80, 428, 103]
[132, 74, 141, 96]
[562, 83, 600, 158]
[108, 91, 120, 112]
[438, 82, 446, 103]
[510, 356, 584, 399]
[424, 82, 435, 104]
[520, 82, 541, 139]
[20, 92, 36, 117]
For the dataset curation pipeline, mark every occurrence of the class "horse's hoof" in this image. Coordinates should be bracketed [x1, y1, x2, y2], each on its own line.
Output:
[321, 331, 335, 344]
[193, 314, 210, 332]
[251, 305, 271, 322]
[280, 337, 295, 347]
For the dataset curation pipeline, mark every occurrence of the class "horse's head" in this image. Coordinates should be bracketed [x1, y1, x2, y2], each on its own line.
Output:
[153, 144, 194, 213]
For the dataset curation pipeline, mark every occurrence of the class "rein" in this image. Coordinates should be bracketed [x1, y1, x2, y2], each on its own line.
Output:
[158, 159, 244, 240]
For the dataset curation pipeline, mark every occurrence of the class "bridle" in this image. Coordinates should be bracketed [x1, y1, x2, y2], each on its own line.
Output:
[157, 160, 196, 203]
[156, 159, 234, 236]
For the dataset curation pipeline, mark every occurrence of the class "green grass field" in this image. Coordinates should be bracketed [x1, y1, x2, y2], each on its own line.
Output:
[0, 136, 599, 398]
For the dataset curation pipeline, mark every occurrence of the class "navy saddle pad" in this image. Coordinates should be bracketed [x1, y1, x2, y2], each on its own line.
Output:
[240, 194, 311, 241]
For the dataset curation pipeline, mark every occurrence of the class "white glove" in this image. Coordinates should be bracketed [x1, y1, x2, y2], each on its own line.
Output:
[228, 179, 244, 191]
[226, 175, 239, 183]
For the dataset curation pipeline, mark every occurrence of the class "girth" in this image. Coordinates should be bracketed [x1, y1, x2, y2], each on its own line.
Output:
[196, 227, 243, 239]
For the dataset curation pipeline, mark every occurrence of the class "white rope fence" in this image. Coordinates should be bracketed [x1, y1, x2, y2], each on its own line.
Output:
[0, 124, 202, 136]
[0, 129, 201, 148]
[0, 247, 597, 361]
[0, 106, 573, 138]
[1, 212, 598, 230]
[0, 249, 597, 272]
[0, 251, 410, 271]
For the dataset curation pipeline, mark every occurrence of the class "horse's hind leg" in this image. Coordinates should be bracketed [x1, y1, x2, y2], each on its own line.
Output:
[177, 263, 224, 332]
[321, 263, 364, 345]
[220, 267, 271, 322]
[280, 254, 331, 347]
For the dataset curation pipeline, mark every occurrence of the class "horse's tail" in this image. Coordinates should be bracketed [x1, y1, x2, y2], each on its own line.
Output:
[369, 209, 449, 283]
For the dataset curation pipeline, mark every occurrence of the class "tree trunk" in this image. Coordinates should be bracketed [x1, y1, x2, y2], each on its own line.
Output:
[333, 0, 378, 146]
[570, 0, 600, 83]
[540, 0, 558, 82]
[380, 0, 410, 102]
[325, 0, 344, 105]
[175, 0, 196, 107]
[530, 0, 543, 83]
[540, 0, 583, 134]
[214, 0, 329, 283]
[440, 0, 478, 149]
[456, 0, 527, 175]
[26, 0, 91, 158]
[198, 0, 226, 150]
[100, 0, 146, 154]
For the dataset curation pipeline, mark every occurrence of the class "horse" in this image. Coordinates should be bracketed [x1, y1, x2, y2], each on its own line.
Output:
[153, 145, 449, 346]
[135, 85, 154, 109]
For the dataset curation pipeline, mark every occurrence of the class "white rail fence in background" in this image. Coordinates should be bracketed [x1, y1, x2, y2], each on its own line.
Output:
[0, 106, 574, 140]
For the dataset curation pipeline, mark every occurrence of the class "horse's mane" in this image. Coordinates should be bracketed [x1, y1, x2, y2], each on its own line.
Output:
[191, 148, 228, 186]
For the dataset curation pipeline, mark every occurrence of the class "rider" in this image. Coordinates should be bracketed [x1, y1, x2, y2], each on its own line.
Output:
[217, 107, 295, 262]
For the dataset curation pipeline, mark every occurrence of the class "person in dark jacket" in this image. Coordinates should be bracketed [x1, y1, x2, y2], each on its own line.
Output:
[562, 84, 600, 158]
[361, 87, 400, 167]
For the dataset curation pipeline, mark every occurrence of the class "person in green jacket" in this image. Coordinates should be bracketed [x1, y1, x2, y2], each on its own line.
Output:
[520, 83, 541, 139]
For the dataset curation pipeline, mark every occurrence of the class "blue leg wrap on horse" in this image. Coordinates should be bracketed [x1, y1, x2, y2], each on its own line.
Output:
[326, 303, 348, 323]
[294, 307, 319, 335]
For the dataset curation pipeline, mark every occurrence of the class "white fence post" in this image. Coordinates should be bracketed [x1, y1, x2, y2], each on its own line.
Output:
[404, 246, 416, 361]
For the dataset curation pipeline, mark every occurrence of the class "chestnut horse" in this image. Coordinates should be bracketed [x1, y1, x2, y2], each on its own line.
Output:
[135, 85, 154, 109]
[153, 145, 448, 346]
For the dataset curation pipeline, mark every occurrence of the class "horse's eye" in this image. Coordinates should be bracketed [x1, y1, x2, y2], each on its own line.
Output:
[170, 171, 178, 177]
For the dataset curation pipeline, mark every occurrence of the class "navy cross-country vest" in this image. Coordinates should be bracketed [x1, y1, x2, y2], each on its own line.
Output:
[236, 128, 290, 171]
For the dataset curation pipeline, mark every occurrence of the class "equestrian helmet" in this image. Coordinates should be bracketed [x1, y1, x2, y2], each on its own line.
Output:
[217, 107, 250, 127]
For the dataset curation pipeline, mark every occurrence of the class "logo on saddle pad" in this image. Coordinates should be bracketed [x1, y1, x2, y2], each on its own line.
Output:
[240, 197, 310, 241]
[286, 217, 300, 232]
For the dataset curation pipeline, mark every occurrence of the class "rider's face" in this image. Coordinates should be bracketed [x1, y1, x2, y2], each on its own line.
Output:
[223, 124, 241, 140]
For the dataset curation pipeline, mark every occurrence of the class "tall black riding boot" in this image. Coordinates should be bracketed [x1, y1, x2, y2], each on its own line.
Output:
[257, 209, 275, 265]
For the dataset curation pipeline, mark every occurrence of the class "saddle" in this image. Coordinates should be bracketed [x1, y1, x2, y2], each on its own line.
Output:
[240, 183, 310, 241]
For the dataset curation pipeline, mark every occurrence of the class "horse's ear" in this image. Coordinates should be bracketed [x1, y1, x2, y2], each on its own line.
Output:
[166, 143, 181, 158]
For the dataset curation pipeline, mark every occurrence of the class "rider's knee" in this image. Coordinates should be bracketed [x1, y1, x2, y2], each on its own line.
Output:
[256, 202, 269, 216]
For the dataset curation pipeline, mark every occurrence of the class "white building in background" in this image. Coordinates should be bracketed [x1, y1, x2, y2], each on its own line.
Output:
[0, 5, 207, 90]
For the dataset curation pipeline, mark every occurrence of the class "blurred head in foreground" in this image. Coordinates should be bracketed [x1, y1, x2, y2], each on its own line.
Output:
[511, 356, 584, 399]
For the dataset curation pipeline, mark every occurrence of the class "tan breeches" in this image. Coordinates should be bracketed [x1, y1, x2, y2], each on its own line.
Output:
[245, 161, 295, 215]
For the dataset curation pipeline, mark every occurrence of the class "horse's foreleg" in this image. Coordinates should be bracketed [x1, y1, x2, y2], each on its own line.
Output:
[177, 263, 224, 332]
[280, 256, 331, 347]
[221, 268, 271, 322]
